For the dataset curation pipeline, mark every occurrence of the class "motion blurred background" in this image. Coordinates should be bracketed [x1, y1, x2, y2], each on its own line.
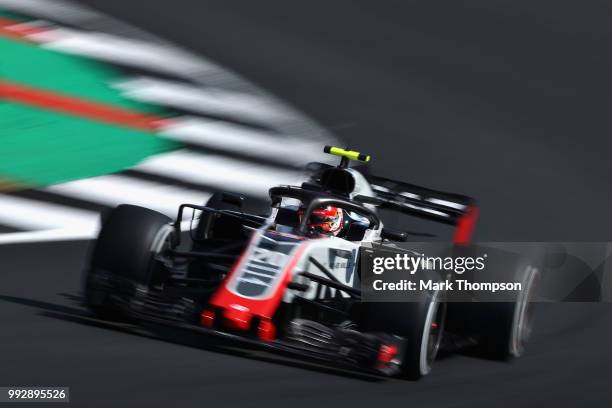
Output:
[0, 1, 611, 407]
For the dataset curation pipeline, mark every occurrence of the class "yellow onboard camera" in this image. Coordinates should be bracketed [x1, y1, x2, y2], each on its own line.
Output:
[323, 146, 371, 164]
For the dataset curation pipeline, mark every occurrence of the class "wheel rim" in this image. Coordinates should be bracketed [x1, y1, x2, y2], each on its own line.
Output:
[511, 266, 539, 357]
[147, 224, 175, 284]
[419, 289, 446, 375]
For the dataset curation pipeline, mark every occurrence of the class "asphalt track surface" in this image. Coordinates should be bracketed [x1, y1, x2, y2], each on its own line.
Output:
[1, 1, 612, 406]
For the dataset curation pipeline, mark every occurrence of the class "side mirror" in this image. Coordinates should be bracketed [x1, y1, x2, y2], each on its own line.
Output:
[219, 192, 245, 209]
[381, 228, 408, 242]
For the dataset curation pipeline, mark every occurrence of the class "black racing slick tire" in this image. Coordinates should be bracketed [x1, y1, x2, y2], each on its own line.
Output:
[84, 204, 173, 317]
[446, 249, 541, 360]
[188, 193, 247, 281]
[361, 287, 446, 380]
[191, 192, 245, 245]
[474, 264, 540, 359]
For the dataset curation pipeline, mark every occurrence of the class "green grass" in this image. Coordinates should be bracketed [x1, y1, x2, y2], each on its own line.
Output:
[0, 103, 177, 186]
[0, 36, 164, 114]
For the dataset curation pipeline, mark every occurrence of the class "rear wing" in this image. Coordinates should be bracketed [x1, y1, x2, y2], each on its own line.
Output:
[358, 176, 479, 244]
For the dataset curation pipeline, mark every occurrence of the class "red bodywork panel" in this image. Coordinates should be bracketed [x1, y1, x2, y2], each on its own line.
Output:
[206, 238, 307, 340]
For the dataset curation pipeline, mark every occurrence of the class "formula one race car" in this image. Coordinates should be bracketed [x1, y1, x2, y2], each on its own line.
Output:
[83, 146, 538, 379]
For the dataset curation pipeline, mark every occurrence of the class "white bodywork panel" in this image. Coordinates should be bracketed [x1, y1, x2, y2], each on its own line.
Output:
[283, 236, 361, 303]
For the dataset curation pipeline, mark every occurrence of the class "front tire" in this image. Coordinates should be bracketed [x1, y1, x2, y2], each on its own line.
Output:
[84, 205, 172, 318]
[361, 287, 446, 379]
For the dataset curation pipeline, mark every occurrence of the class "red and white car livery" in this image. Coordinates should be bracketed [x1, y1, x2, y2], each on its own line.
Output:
[84, 146, 536, 380]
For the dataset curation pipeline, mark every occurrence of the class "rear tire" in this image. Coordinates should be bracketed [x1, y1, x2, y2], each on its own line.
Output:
[476, 264, 540, 359]
[192, 192, 245, 247]
[84, 205, 172, 317]
[447, 254, 540, 360]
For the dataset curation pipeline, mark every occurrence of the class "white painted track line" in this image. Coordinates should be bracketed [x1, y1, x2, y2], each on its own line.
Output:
[158, 117, 326, 165]
[45, 174, 211, 217]
[0, 194, 99, 231]
[0, 228, 98, 244]
[26, 28, 209, 80]
[114, 77, 288, 127]
[135, 150, 304, 198]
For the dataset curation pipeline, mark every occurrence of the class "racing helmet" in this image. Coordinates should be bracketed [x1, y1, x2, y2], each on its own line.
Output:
[299, 206, 345, 236]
